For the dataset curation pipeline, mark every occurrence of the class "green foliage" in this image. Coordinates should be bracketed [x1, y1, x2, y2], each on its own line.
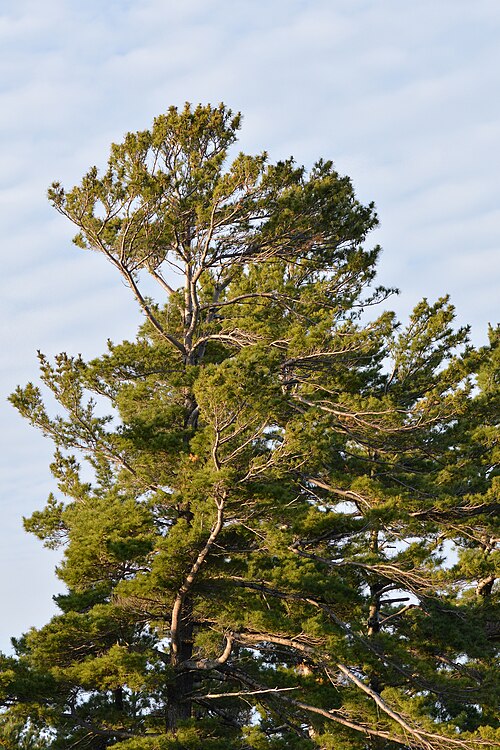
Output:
[3, 103, 498, 750]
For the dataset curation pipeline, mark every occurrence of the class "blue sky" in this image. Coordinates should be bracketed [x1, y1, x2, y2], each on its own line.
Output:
[1, 0, 499, 651]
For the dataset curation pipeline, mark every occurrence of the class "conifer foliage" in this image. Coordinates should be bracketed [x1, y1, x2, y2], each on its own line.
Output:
[3, 104, 499, 749]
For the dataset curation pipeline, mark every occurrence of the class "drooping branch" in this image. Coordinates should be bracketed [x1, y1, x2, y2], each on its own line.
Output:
[216, 665, 490, 750]
[337, 663, 434, 749]
[283, 694, 489, 750]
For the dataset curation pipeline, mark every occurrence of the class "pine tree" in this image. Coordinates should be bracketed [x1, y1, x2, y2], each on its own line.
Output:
[3, 104, 498, 749]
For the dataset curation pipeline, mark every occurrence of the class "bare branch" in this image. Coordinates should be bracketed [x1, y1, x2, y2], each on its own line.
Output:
[201, 686, 300, 700]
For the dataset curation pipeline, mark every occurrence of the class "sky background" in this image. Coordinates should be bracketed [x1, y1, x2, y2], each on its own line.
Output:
[1, 0, 499, 652]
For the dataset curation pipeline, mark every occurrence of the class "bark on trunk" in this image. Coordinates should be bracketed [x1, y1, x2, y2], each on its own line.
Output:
[114, 687, 124, 712]
[166, 598, 194, 730]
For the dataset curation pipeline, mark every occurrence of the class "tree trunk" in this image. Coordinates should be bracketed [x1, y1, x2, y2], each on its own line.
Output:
[114, 687, 124, 712]
[167, 597, 195, 730]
